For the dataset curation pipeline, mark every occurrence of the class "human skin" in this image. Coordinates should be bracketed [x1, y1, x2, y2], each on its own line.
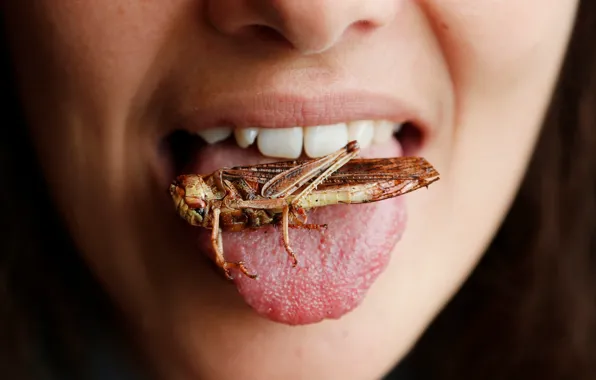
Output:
[1, 1, 579, 379]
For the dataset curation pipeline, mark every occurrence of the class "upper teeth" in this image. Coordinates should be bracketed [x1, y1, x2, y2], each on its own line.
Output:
[195, 120, 402, 159]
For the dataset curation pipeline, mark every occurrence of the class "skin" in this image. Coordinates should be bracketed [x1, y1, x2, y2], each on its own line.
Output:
[1, 1, 579, 379]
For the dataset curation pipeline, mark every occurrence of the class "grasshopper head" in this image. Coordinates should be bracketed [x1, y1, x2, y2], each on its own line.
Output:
[169, 175, 209, 225]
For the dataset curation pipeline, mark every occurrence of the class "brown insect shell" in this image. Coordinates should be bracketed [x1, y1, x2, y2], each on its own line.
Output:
[179, 175, 215, 207]
[171, 175, 220, 226]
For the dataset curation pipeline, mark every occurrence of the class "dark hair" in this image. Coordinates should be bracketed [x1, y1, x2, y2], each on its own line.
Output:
[1, 2, 595, 380]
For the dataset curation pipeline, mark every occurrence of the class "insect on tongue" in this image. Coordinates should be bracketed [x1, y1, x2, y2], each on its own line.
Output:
[170, 140, 440, 280]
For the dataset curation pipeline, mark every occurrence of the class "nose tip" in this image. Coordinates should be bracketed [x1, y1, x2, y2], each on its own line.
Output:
[206, 0, 399, 55]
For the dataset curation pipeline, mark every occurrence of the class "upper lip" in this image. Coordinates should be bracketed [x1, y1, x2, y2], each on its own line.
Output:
[157, 90, 429, 188]
[171, 90, 429, 135]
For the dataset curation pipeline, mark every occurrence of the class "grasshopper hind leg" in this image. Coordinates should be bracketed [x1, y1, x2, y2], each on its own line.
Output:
[211, 208, 258, 280]
[281, 206, 299, 267]
[280, 206, 327, 268]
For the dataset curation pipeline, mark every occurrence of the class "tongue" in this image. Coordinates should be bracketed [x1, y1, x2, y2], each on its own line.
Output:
[191, 140, 406, 325]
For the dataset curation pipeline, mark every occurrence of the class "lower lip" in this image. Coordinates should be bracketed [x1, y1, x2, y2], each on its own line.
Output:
[179, 140, 406, 325]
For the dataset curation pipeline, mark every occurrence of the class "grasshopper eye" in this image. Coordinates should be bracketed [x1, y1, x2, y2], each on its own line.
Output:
[195, 208, 206, 219]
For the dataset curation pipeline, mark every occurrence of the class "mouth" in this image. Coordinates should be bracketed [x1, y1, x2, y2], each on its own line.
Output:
[159, 93, 428, 325]
[165, 119, 423, 175]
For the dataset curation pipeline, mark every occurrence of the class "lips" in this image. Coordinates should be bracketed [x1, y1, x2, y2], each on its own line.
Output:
[172, 92, 427, 131]
[162, 92, 427, 325]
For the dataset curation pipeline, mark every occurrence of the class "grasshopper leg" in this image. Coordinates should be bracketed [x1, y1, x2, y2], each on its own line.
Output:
[213, 168, 227, 193]
[211, 207, 258, 280]
[294, 207, 309, 225]
[288, 223, 328, 230]
[213, 169, 241, 203]
[281, 206, 299, 267]
[288, 208, 327, 230]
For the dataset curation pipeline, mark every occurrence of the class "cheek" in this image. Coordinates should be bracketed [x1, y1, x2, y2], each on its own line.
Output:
[423, 0, 578, 92]
[2, 1, 198, 237]
[400, 0, 578, 315]
[421, 0, 578, 179]
[4, 1, 193, 138]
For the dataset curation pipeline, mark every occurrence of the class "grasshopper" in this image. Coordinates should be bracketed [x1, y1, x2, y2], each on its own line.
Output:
[169, 140, 440, 279]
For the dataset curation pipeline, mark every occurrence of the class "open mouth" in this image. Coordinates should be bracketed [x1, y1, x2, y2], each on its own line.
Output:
[165, 120, 423, 176]
[160, 100, 428, 325]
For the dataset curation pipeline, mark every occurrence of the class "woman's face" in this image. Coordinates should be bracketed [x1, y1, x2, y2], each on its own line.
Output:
[3, 1, 579, 379]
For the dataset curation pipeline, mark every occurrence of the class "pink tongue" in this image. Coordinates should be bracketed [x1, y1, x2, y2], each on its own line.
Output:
[192, 141, 406, 325]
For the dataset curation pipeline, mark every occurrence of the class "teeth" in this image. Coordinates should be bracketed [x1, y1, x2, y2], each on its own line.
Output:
[347, 120, 374, 149]
[304, 123, 348, 158]
[234, 127, 259, 148]
[196, 126, 232, 144]
[257, 127, 303, 159]
[373, 120, 396, 144]
[196, 120, 402, 159]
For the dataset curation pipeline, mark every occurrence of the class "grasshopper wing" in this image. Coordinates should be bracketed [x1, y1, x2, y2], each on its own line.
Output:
[223, 156, 439, 192]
